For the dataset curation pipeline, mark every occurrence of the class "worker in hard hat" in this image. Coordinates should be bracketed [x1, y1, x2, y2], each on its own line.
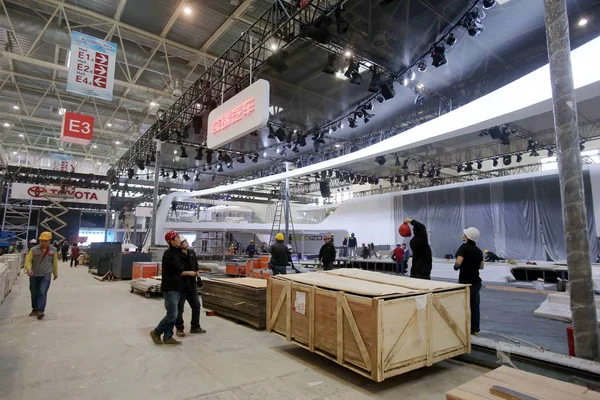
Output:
[348, 233, 358, 259]
[341, 235, 348, 257]
[318, 236, 336, 271]
[454, 227, 484, 336]
[24, 231, 58, 320]
[270, 233, 290, 275]
[403, 218, 432, 280]
[246, 240, 257, 258]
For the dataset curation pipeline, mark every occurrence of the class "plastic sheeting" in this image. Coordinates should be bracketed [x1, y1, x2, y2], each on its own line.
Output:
[394, 172, 598, 262]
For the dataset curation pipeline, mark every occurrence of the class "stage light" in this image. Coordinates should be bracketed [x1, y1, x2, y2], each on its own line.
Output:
[335, 6, 349, 34]
[417, 59, 427, 72]
[482, 0, 496, 9]
[431, 45, 447, 68]
[160, 168, 166, 177]
[268, 124, 276, 139]
[250, 153, 259, 163]
[503, 155, 512, 166]
[464, 162, 473, 172]
[376, 94, 385, 103]
[547, 148, 554, 157]
[292, 144, 299, 153]
[344, 59, 362, 85]
[402, 159, 409, 169]
[579, 18, 588, 27]
[365, 102, 373, 111]
[395, 156, 400, 167]
[363, 113, 373, 124]
[183, 6, 192, 15]
[182, 172, 190, 182]
[580, 141, 586, 151]
[195, 148, 203, 161]
[407, 68, 416, 81]
[516, 153, 523, 163]
[221, 152, 233, 165]
[275, 127, 287, 142]
[306, 15, 333, 44]
[375, 156, 386, 166]
[297, 134, 307, 147]
[463, 8, 485, 37]
[172, 169, 178, 179]
[446, 33, 457, 47]
[348, 117, 358, 128]
[127, 169, 135, 179]
[217, 164, 223, 172]
[180, 146, 188, 158]
[369, 71, 384, 93]
[194, 174, 200, 182]
[136, 160, 145, 171]
[477, 160, 483, 170]
[323, 53, 338, 75]
[492, 158, 498, 167]
[456, 164, 463, 173]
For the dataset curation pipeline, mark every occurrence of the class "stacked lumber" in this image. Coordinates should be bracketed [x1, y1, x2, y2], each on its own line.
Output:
[446, 366, 600, 400]
[129, 278, 162, 296]
[268, 269, 470, 382]
[201, 277, 267, 329]
[0, 254, 23, 303]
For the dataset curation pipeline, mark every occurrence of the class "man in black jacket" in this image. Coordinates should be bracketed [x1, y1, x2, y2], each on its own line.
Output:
[404, 218, 432, 280]
[270, 233, 290, 275]
[348, 233, 358, 259]
[175, 239, 206, 337]
[319, 236, 336, 271]
[150, 231, 198, 345]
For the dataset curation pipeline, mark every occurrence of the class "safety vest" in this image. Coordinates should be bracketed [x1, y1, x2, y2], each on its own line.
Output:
[29, 245, 56, 276]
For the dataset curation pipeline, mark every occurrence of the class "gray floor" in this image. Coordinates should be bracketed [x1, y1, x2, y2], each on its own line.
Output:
[0, 262, 489, 400]
[478, 287, 570, 354]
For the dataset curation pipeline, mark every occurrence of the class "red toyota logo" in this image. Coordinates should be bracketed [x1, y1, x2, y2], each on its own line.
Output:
[27, 186, 45, 198]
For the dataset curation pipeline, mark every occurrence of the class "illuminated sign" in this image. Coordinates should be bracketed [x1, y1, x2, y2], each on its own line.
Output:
[61, 112, 94, 145]
[10, 183, 109, 204]
[207, 79, 270, 149]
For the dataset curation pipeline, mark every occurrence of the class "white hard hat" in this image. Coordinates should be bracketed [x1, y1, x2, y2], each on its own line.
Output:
[463, 227, 480, 242]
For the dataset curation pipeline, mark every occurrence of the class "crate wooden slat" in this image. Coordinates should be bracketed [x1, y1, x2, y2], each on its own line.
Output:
[267, 270, 470, 382]
[201, 278, 267, 329]
[446, 366, 600, 400]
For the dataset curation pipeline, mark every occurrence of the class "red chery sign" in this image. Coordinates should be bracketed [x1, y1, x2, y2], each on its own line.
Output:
[210, 98, 256, 135]
[61, 112, 94, 145]
[10, 183, 108, 204]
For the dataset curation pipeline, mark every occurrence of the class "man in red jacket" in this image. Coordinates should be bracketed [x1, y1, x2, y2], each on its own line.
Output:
[70, 243, 80, 267]
[392, 244, 405, 275]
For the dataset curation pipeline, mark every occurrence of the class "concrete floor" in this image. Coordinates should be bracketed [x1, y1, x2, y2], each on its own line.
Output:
[0, 262, 489, 400]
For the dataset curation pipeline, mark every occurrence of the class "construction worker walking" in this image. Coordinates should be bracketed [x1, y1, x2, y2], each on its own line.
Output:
[24, 231, 58, 320]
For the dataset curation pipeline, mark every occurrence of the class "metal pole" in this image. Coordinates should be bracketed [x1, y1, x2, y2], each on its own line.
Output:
[543, 0, 599, 360]
[104, 182, 111, 241]
[284, 162, 290, 244]
[150, 140, 161, 247]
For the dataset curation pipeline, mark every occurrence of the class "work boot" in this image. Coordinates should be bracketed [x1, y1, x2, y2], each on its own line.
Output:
[37, 312, 45, 320]
[29, 310, 38, 317]
[163, 338, 182, 345]
[190, 327, 207, 334]
[176, 329, 186, 337]
[150, 330, 163, 345]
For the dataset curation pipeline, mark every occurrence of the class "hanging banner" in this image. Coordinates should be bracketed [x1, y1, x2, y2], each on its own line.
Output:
[67, 32, 117, 101]
[207, 79, 270, 149]
[10, 183, 109, 205]
[50, 153, 76, 173]
[60, 112, 94, 145]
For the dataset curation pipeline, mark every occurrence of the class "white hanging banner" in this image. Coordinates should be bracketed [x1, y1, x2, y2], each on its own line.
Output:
[66, 32, 117, 101]
[10, 183, 109, 205]
[207, 79, 270, 149]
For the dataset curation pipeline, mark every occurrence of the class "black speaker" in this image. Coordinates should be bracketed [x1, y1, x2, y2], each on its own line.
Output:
[319, 180, 331, 197]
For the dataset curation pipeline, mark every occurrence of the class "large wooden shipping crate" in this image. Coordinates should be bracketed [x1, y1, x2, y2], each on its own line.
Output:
[267, 269, 470, 382]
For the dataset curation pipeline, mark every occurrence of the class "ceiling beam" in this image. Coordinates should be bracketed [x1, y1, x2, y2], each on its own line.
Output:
[200, 0, 255, 53]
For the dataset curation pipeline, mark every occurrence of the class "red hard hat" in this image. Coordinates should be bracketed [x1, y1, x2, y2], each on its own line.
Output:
[399, 223, 412, 238]
[165, 231, 180, 243]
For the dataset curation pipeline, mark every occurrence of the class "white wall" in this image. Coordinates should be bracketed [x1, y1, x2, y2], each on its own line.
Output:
[589, 167, 600, 234]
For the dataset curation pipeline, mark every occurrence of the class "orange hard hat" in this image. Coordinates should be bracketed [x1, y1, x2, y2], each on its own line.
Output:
[398, 223, 412, 238]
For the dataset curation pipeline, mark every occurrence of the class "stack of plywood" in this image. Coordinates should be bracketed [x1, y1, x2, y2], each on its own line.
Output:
[0, 254, 23, 303]
[446, 366, 600, 399]
[201, 277, 267, 329]
[267, 269, 470, 382]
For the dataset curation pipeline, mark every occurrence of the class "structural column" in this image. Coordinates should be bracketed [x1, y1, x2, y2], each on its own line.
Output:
[104, 182, 112, 241]
[544, 0, 599, 360]
[150, 141, 161, 247]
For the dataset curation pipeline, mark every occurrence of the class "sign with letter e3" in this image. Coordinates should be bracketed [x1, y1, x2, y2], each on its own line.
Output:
[207, 79, 270, 149]
[61, 112, 94, 145]
[67, 31, 117, 101]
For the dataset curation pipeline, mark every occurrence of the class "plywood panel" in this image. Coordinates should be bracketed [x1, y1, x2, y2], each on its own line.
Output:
[274, 273, 410, 296]
[208, 277, 267, 288]
[341, 297, 374, 370]
[431, 291, 467, 354]
[290, 285, 310, 345]
[325, 269, 464, 291]
[314, 289, 338, 357]
[269, 279, 287, 335]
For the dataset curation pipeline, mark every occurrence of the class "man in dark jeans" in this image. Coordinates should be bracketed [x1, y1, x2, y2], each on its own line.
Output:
[318, 236, 336, 271]
[70, 243, 79, 267]
[25, 231, 59, 320]
[176, 239, 206, 337]
[454, 227, 484, 336]
[270, 233, 290, 275]
[403, 218, 432, 280]
[150, 231, 198, 345]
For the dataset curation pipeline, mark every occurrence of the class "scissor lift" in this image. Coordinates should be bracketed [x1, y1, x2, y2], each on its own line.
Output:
[40, 183, 73, 241]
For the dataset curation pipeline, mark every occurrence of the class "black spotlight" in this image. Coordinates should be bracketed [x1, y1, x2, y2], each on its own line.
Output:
[205, 149, 213, 164]
[180, 146, 188, 159]
[580, 141, 586, 151]
[463, 8, 485, 37]
[297, 134, 307, 147]
[182, 172, 190, 182]
[323, 53, 338, 75]
[237, 154, 246, 163]
[431, 45, 447, 68]
[266, 49, 289, 73]
[477, 160, 483, 170]
[547, 148, 554, 157]
[464, 162, 473, 172]
[417, 59, 427, 72]
[492, 158, 498, 167]
[221, 152, 233, 165]
[171, 169, 178, 179]
[136, 160, 145, 171]
[194, 174, 200, 182]
[375, 156, 386, 166]
[274, 127, 287, 142]
[195, 148, 203, 161]
[160, 168, 166, 177]
[482, 0, 496, 9]
[503, 155, 512, 166]
[344, 60, 362, 85]
[363, 113, 373, 124]
[217, 164, 223, 172]
[446, 33, 457, 47]
[127, 168, 135, 179]
[267, 124, 276, 139]
[402, 159, 409, 170]
[456, 164, 463, 173]
[376, 94, 385, 103]
[348, 117, 358, 128]
[250, 153, 259, 163]
[516, 153, 523, 163]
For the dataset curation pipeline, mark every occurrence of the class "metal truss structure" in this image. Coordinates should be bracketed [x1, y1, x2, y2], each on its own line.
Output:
[1, 183, 32, 245]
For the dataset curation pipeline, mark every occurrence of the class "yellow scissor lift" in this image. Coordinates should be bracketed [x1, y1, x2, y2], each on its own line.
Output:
[40, 184, 73, 242]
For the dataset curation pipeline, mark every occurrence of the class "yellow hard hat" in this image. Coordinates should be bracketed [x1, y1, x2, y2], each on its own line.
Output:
[275, 233, 285, 241]
[39, 231, 52, 241]
[250, 240, 255, 243]
[484, 249, 489, 253]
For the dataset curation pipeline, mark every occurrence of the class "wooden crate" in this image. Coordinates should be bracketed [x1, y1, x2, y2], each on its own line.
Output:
[267, 269, 470, 382]
[446, 366, 600, 399]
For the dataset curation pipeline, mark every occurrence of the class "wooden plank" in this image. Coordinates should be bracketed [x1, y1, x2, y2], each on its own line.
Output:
[490, 386, 538, 400]
[491, 367, 598, 397]
[286, 280, 292, 341]
[274, 273, 411, 296]
[426, 292, 433, 367]
[383, 310, 418, 369]
[340, 294, 372, 371]
[269, 284, 287, 332]
[309, 286, 315, 352]
[465, 286, 471, 352]
[337, 292, 344, 363]
[208, 277, 267, 288]
[324, 269, 465, 291]
[372, 298, 383, 382]
[433, 297, 468, 346]
[266, 277, 272, 332]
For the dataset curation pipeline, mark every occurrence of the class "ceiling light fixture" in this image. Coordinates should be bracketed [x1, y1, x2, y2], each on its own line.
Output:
[183, 6, 192, 15]
[417, 59, 427, 72]
[578, 18, 588, 27]
[12, 104, 19, 110]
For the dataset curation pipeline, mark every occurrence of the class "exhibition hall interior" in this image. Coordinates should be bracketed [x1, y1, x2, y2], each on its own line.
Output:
[1, 0, 600, 399]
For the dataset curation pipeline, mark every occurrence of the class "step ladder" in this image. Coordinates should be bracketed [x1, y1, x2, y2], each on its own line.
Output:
[268, 184, 298, 253]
